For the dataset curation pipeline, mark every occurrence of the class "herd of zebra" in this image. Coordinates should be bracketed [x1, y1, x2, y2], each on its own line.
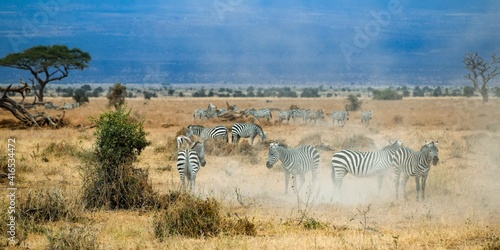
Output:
[193, 103, 374, 127]
[174, 119, 440, 202]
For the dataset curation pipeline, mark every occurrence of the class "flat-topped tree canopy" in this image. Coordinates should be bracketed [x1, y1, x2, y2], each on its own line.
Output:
[0, 45, 91, 102]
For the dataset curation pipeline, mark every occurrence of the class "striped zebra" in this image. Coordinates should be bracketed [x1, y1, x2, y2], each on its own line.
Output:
[306, 109, 325, 124]
[290, 109, 309, 123]
[332, 111, 349, 127]
[176, 141, 206, 191]
[393, 141, 439, 201]
[244, 108, 272, 123]
[186, 125, 229, 142]
[231, 123, 266, 145]
[331, 140, 403, 199]
[278, 110, 292, 123]
[193, 103, 217, 120]
[361, 111, 373, 127]
[266, 142, 320, 194]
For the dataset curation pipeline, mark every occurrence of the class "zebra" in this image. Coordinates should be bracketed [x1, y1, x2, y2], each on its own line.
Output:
[193, 103, 217, 120]
[361, 111, 373, 127]
[332, 110, 349, 127]
[278, 110, 292, 123]
[177, 142, 206, 191]
[266, 142, 320, 194]
[176, 135, 193, 149]
[331, 140, 403, 199]
[290, 109, 309, 123]
[393, 141, 439, 201]
[306, 109, 325, 124]
[244, 108, 272, 123]
[186, 125, 229, 142]
[231, 123, 266, 145]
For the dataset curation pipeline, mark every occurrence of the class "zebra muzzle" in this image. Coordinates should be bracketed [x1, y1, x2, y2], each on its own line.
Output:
[433, 156, 439, 165]
[266, 162, 274, 169]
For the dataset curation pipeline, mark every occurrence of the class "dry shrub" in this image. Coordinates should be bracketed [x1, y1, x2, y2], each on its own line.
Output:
[153, 192, 256, 239]
[19, 188, 82, 224]
[298, 133, 322, 146]
[43, 140, 80, 158]
[337, 134, 375, 151]
[153, 193, 221, 239]
[46, 224, 98, 250]
[393, 115, 403, 125]
[205, 139, 235, 156]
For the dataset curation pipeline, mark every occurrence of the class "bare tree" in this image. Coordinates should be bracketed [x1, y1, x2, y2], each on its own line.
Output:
[464, 52, 500, 103]
[0, 85, 67, 128]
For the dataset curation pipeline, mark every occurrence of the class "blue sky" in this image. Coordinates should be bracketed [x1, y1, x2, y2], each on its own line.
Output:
[0, 0, 499, 85]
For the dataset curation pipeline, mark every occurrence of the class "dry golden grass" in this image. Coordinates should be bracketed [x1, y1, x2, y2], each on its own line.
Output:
[1, 96, 500, 249]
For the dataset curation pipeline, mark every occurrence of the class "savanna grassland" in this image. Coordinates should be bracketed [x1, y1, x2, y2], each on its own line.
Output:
[2, 96, 500, 249]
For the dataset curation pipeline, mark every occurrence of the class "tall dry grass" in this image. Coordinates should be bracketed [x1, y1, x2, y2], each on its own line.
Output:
[1, 96, 500, 249]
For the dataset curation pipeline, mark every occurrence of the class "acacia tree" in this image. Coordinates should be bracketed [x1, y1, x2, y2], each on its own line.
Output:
[0, 45, 91, 103]
[464, 52, 500, 103]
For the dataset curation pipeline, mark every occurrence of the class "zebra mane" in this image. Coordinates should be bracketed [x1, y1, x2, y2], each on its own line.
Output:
[188, 125, 205, 129]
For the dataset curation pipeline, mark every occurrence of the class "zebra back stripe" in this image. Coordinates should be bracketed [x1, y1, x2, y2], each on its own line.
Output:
[231, 123, 266, 144]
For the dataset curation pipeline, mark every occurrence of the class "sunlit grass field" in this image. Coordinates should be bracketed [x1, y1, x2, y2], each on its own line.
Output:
[1, 96, 500, 249]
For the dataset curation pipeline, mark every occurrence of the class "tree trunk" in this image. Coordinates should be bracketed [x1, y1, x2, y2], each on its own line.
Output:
[480, 86, 489, 103]
[37, 82, 46, 103]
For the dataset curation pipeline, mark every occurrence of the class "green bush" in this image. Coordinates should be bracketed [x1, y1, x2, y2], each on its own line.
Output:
[106, 83, 127, 108]
[82, 107, 153, 209]
[345, 94, 362, 111]
[463, 86, 475, 97]
[372, 89, 403, 100]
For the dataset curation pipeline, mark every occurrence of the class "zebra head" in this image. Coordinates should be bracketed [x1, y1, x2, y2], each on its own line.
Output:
[266, 141, 280, 169]
[422, 141, 439, 165]
[385, 140, 403, 151]
[208, 103, 217, 110]
[186, 125, 194, 137]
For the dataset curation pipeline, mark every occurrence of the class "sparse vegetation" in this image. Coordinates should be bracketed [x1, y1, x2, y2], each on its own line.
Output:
[1, 95, 499, 249]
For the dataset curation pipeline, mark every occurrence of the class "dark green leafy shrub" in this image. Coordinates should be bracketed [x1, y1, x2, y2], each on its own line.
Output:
[83, 107, 153, 209]
[345, 94, 362, 111]
[372, 89, 403, 100]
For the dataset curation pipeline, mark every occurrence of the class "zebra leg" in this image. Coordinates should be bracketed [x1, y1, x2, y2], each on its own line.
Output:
[250, 135, 255, 145]
[415, 176, 421, 202]
[376, 174, 384, 197]
[284, 171, 291, 194]
[332, 170, 346, 201]
[421, 175, 428, 201]
[394, 168, 401, 199]
[401, 175, 410, 201]
[299, 174, 306, 191]
[190, 173, 196, 192]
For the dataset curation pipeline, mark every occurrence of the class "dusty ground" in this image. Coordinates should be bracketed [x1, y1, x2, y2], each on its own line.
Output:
[1, 96, 500, 249]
